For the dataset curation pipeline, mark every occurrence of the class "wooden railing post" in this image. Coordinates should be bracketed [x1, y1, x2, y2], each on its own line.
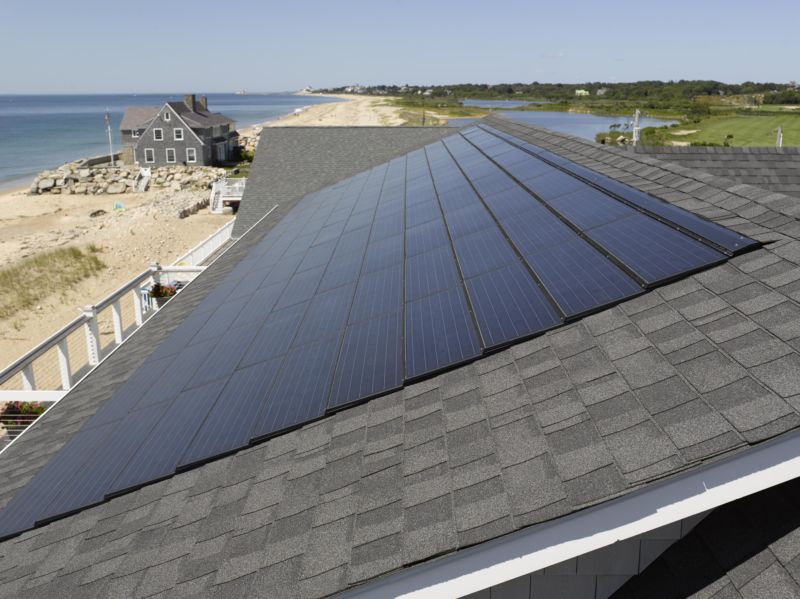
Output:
[81, 306, 101, 365]
[56, 339, 72, 390]
[21, 364, 36, 391]
[132, 288, 144, 326]
[111, 300, 124, 345]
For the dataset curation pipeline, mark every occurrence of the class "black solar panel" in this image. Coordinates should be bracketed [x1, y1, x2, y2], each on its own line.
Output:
[0, 123, 760, 541]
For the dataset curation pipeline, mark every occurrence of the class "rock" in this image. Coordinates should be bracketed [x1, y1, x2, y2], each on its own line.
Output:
[90, 209, 107, 218]
[38, 178, 55, 190]
[106, 182, 126, 194]
[79, 168, 91, 178]
[50, 187, 61, 194]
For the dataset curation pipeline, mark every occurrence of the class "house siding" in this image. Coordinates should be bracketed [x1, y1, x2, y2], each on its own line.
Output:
[133, 105, 205, 167]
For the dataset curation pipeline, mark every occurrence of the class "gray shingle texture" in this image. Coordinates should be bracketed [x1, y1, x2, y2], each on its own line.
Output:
[1, 116, 800, 598]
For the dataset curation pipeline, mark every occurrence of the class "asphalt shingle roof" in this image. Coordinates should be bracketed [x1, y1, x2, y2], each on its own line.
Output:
[632, 145, 800, 201]
[1, 115, 799, 598]
[119, 107, 159, 131]
[166, 102, 235, 129]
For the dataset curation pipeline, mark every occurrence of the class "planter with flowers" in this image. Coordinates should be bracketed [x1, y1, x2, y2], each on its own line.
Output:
[149, 283, 177, 308]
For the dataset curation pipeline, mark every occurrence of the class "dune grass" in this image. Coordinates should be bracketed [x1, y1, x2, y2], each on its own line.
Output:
[0, 246, 106, 320]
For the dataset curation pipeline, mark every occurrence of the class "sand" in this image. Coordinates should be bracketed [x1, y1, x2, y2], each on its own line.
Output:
[0, 185, 232, 370]
[239, 94, 404, 135]
[0, 93, 403, 375]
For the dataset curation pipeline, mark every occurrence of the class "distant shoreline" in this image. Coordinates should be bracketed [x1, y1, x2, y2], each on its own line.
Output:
[0, 93, 336, 190]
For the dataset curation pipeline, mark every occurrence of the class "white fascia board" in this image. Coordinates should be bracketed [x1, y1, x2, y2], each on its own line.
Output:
[340, 430, 800, 599]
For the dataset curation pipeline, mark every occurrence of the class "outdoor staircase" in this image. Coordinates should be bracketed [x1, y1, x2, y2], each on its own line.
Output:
[136, 167, 151, 193]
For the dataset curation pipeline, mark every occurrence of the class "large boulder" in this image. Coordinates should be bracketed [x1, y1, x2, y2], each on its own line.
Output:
[38, 178, 55, 191]
[106, 182, 126, 194]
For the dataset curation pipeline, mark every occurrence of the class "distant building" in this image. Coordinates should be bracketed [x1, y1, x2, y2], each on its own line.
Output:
[596, 87, 608, 96]
[120, 94, 237, 167]
[575, 89, 590, 96]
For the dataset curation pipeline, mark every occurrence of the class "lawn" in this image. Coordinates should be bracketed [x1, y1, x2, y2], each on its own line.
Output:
[664, 114, 800, 146]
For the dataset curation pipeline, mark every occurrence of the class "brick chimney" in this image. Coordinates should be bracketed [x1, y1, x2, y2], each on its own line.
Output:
[184, 94, 196, 111]
[198, 95, 208, 110]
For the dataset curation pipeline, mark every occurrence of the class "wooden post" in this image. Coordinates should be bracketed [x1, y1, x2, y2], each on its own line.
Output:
[132, 288, 144, 326]
[111, 300, 124, 345]
[56, 339, 72, 390]
[21, 364, 36, 391]
[82, 306, 101, 365]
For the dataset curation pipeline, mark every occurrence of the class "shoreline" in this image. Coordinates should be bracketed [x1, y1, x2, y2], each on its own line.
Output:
[0, 93, 344, 191]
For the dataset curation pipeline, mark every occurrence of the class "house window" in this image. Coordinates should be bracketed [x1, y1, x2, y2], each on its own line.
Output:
[166, 148, 176, 163]
[144, 148, 154, 163]
[164, 111, 171, 122]
[174, 128, 184, 141]
[186, 148, 197, 163]
[131, 129, 140, 138]
[153, 128, 163, 141]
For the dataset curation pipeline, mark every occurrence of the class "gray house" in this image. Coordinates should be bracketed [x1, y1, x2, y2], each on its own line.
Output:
[120, 94, 238, 167]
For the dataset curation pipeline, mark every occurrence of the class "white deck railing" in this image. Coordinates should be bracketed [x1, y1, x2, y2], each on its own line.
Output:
[0, 218, 234, 395]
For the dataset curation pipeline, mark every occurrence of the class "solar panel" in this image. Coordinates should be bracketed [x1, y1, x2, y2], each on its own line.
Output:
[107, 378, 228, 496]
[179, 357, 284, 468]
[0, 121, 760, 542]
[466, 262, 562, 347]
[328, 310, 404, 409]
[405, 286, 481, 378]
[523, 238, 643, 317]
[252, 336, 341, 439]
[589, 214, 726, 285]
[452, 227, 519, 279]
[406, 245, 461, 302]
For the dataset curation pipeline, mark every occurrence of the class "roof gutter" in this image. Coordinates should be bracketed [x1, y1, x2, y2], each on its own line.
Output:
[339, 429, 800, 599]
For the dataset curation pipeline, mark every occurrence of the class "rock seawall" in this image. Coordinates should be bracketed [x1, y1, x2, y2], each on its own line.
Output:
[30, 163, 227, 196]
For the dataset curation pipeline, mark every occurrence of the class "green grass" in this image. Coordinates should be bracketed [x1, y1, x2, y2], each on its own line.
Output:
[661, 114, 800, 146]
[0, 246, 106, 320]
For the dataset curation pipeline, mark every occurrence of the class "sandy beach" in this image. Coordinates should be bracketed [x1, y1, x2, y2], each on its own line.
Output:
[239, 94, 405, 135]
[0, 93, 407, 374]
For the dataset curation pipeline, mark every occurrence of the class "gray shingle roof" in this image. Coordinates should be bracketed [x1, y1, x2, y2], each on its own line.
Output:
[1, 115, 800, 598]
[232, 127, 457, 237]
[612, 475, 800, 598]
[167, 102, 235, 129]
[631, 145, 800, 201]
[119, 106, 159, 131]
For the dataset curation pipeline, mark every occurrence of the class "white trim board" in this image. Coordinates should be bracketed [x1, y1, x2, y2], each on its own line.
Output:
[340, 430, 800, 599]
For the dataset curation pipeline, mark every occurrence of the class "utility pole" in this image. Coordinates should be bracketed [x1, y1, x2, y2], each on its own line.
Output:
[105, 109, 115, 167]
[776, 126, 784, 149]
[632, 109, 641, 146]
[421, 95, 426, 126]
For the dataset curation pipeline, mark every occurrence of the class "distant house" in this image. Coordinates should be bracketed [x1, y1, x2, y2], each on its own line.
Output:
[575, 88, 590, 96]
[596, 87, 609, 96]
[120, 94, 238, 167]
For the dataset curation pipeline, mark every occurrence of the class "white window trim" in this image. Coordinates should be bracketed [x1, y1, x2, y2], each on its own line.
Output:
[153, 128, 163, 141]
[143, 148, 154, 164]
[131, 129, 140, 138]
[339, 430, 800, 599]
[164, 111, 171, 122]
[186, 148, 197, 163]
[165, 148, 176, 164]
[174, 128, 184, 141]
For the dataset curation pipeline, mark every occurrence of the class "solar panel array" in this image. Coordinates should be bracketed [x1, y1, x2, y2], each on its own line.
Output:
[0, 125, 759, 540]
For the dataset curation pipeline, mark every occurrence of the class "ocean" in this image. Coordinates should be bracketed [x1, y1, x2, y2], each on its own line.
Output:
[0, 93, 338, 189]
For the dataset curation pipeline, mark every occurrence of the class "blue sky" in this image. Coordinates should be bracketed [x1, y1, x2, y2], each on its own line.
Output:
[2, 0, 798, 93]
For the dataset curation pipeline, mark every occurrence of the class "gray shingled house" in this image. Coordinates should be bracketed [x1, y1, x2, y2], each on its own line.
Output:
[120, 94, 238, 167]
[1, 115, 800, 599]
